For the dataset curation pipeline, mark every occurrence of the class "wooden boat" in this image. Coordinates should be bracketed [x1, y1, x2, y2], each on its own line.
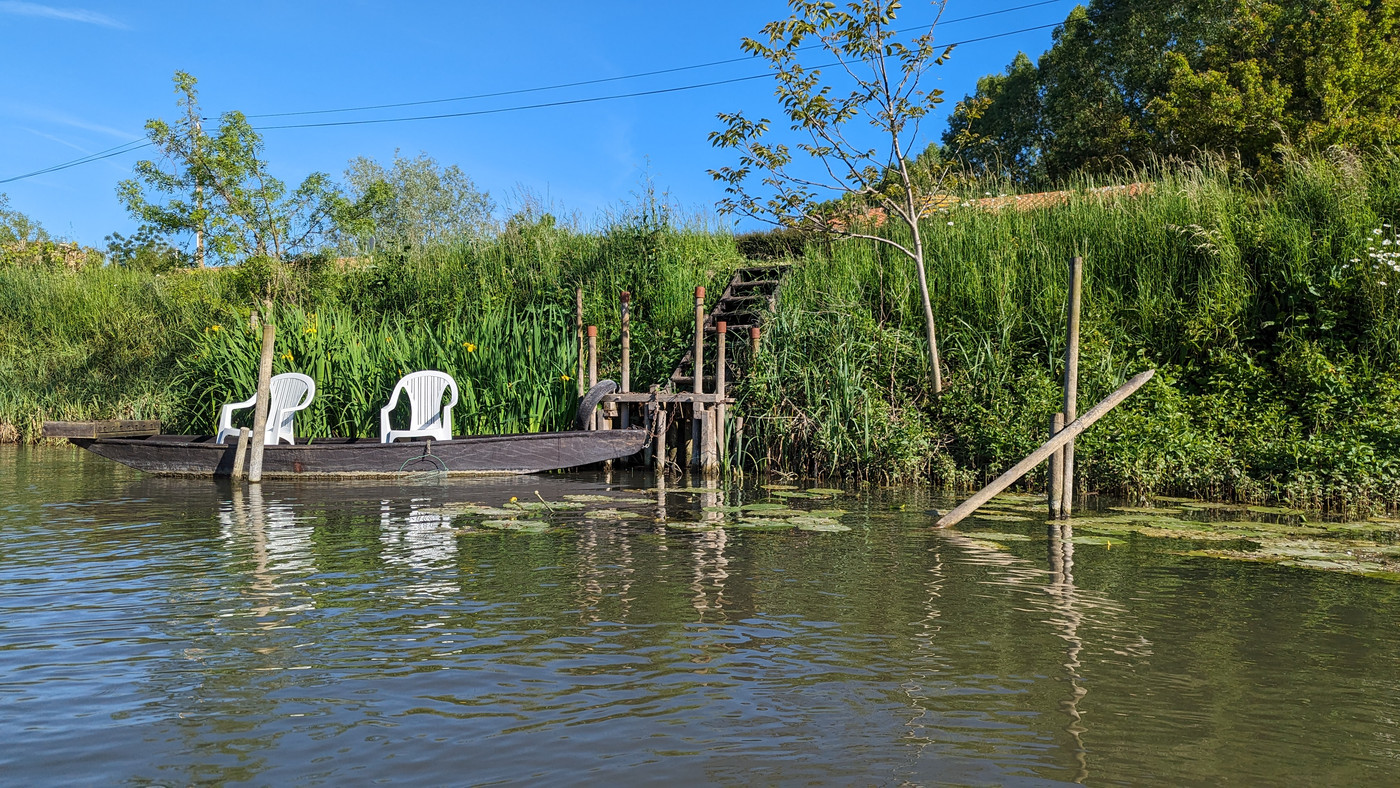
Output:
[43, 420, 648, 478]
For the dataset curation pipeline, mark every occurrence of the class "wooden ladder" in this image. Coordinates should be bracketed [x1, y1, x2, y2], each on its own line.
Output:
[666, 262, 791, 392]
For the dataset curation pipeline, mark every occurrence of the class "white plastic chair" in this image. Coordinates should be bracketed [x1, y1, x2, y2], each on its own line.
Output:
[215, 372, 316, 445]
[380, 370, 459, 443]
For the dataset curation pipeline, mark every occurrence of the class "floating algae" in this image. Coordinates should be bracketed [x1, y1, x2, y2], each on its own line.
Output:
[480, 519, 550, 533]
[742, 503, 790, 512]
[584, 508, 644, 520]
[975, 513, 1037, 523]
[794, 521, 851, 532]
[956, 531, 1034, 542]
[806, 488, 844, 496]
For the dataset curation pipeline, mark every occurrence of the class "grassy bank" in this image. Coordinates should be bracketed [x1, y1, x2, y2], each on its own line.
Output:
[740, 152, 1400, 510]
[0, 216, 744, 439]
[4, 154, 1399, 510]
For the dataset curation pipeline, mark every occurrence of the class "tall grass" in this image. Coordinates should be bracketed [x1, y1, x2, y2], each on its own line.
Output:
[0, 217, 745, 441]
[177, 304, 578, 437]
[739, 151, 1400, 508]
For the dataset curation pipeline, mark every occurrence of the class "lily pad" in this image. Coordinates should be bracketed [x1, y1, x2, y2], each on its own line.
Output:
[742, 503, 789, 512]
[795, 521, 851, 532]
[809, 509, 848, 518]
[957, 531, 1034, 542]
[976, 513, 1036, 523]
[666, 521, 724, 531]
[480, 519, 550, 532]
[761, 484, 800, 490]
[563, 494, 619, 503]
[584, 508, 644, 520]
[806, 488, 845, 496]
[772, 491, 821, 499]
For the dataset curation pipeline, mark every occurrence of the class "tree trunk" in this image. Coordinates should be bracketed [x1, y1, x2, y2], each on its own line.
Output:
[911, 239, 944, 395]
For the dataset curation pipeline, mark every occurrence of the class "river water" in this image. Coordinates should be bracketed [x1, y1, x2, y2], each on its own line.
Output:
[2, 445, 1398, 785]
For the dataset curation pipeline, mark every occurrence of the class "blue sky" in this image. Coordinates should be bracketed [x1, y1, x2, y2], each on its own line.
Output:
[1, 1, 1072, 247]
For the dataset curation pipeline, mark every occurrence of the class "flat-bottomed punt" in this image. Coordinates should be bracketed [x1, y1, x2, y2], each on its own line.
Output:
[44, 421, 648, 477]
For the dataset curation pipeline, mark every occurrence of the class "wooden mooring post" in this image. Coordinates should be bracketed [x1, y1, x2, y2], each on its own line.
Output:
[246, 319, 276, 484]
[586, 325, 598, 430]
[231, 427, 250, 481]
[1048, 412, 1064, 519]
[575, 288, 586, 398]
[620, 291, 631, 430]
[715, 321, 727, 465]
[1059, 255, 1083, 518]
[937, 370, 1154, 529]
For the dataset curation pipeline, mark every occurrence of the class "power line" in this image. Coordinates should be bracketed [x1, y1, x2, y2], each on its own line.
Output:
[0, 139, 151, 185]
[256, 21, 1065, 131]
[244, 0, 1069, 120]
[1, 9, 1067, 184]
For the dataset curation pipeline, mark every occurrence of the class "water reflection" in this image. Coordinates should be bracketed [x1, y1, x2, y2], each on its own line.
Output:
[1048, 521, 1089, 784]
[4, 446, 1400, 785]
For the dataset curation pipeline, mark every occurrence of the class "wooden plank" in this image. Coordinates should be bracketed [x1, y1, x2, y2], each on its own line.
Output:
[600, 392, 734, 404]
[935, 370, 1155, 529]
[43, 420, 162, 439]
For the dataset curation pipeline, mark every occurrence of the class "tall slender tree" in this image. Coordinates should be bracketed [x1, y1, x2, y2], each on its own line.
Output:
[710, 0, 959, 394]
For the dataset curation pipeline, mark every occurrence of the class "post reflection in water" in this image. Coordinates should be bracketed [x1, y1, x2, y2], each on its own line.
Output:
[379, 497, 460, 600]
[691, 482, 730, 620]
[1048, 521, 1089, 784]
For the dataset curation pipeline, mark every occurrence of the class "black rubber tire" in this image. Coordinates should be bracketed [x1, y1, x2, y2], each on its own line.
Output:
[575, 380, 619, 430]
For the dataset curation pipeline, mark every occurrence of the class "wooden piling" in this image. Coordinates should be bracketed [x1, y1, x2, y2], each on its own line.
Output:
[693, 287, 705, 395]
[586, 325, 598, 430]
[750, 326, 761, 357]
[620, 291, 631, 430]
[246, 320, 276, 484]
[936, 370, 1155, 528]
[231, 427, 250, 481]
[691, 287, 705, 471]
[576, 288, 585, 397]
[1061, 255, 1083, 518]
[1048, 413, 1064, 519]
[651, 385, 666, 476]
[715, 321, 727, 464]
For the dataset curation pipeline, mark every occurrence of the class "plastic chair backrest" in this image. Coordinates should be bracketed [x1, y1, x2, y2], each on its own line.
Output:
[270, 374, 315, 441]
[401, 371, 456, 432]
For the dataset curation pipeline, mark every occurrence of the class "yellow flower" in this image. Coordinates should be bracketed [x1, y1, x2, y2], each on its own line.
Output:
[560, 374, 571, 383]
[510, 496, 518, 502]
[211, 325, 221, 332]
[463, 342, 477, 353]
[385, 336, 393, 342]
[282, 352, 294, 362]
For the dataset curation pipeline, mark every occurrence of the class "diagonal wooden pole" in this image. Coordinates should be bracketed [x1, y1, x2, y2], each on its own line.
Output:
[936, 370, 1154, 529]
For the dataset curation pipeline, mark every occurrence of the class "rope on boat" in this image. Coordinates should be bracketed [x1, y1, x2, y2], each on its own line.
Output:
[398, 438, 448, 475]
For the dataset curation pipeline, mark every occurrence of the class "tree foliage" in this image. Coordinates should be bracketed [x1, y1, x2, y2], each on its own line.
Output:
[342, 150, 495, 253]
[943, 0, 1400, 184]
[118, 72, 355, 266]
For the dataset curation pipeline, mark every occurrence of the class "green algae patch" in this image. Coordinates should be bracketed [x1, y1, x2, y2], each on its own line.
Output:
[584, 508, 643, 520]
[1185, 539, 1400, 582]
[480, 519, 550, 532]
[975, 513, 1037, 523]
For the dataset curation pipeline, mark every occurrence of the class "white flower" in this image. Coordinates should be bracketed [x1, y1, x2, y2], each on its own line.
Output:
[1374, 228, 1383, 235]
[1351, 258, 1360, 262]
[947, 221, 954, 226]
[1384, 239, 1393, 246]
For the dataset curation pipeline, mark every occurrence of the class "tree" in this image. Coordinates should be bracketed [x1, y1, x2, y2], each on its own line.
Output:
[0, 192, 48, 250]
[943, 0, 1400, 183]
[342, 150, 495, 253]
[710, 0, 957, 394]
[118, 72, 352, 267]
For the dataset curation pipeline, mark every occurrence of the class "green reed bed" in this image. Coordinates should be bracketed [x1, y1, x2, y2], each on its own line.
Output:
[0, 218, 743, 441]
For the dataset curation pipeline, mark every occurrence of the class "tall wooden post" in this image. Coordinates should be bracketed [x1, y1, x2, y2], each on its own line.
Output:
[231, 427, 250, 481]
[715, 321, 727, 464]
[750, 326, 761, 357]
[651, 385, 666, 478]
[246, 319, 276, 484]
[1048, 413, 1064, 520]
[620, 291, 631, 430]
[691, 286, 705, 471]
[693, 287, 706, 395]
[575, 287, 585, 397]
[586, 325, 598, 430]
[1061, 255, 1083, 518]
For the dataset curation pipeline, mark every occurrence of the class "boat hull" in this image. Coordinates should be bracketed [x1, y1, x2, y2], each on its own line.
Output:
[70, 430, 649, 477]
